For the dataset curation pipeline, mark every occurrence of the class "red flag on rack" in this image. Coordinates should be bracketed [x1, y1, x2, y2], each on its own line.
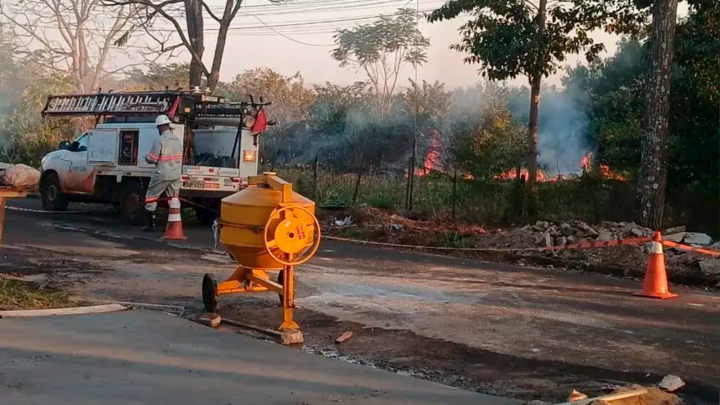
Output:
[251, 108, 268, 135]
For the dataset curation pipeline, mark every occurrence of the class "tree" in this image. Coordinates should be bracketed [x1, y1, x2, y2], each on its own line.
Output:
[105, 0, 274, 91]
[449, 83, 527, 180]
[0, 0, 143, 92]
[427, 0, 648, 216]
[332, 8, 430, 118]
[222, 68, 315, 127]
[124, 63, 190, 90]
[635, 0, 679, 228]
[402, 79, 453, 172]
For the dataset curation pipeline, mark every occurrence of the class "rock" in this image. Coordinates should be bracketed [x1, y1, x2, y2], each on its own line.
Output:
[198, 313, 221, 328]
[682, 232, 713, 246]
[535, 232, 553, 248]
[567, 235, 577, 243]
[560, 223, 576, 236]
[664, 232, 686, 242]
[621, 222, 639, 233]
[555, 236, 568, 246]
[600, 221, 616, 229]
[574, 230, 587, 238]
[699, 259, 720, 276]
[631, 227, 645, 237]
[533, 221, 550, 231]
[567, 389, 588, 402]
[658, 375, 685, 392]
[597, 230, 614, 242]
[281, 329, 304, 345]
[579, 223, 599, 237]
[665, 225, 686, 234]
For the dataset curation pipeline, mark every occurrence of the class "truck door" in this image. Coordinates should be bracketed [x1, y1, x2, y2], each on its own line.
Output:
[62, 133, 94, 193]
[88, 128, 119, 166]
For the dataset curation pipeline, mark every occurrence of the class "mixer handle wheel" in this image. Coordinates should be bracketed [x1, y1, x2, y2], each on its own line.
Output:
[263, 206, 321, 266]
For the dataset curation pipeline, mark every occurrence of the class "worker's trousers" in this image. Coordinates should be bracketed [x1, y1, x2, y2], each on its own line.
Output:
[144, 178, 181, 212]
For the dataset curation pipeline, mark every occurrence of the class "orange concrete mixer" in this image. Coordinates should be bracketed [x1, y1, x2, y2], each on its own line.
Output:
[202, 172, 321, 331]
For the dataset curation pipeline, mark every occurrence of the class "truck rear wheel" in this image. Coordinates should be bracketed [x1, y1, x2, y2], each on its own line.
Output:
[40, 173, 69, 211]
[120, 181, 145, 225]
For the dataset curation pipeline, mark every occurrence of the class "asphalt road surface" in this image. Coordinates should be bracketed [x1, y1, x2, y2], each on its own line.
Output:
[2, 198, 719, 403]
[0, 311, 513, 405]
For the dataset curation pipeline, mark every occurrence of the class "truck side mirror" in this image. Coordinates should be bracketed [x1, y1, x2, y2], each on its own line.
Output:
[59, 140, 70, 150]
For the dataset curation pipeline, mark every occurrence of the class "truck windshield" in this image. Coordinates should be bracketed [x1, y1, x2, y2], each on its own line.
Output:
[191, 127, 240, 169]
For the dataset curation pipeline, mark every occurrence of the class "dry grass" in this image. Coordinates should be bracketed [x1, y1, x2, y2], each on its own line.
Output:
[0, 279, 71, 310]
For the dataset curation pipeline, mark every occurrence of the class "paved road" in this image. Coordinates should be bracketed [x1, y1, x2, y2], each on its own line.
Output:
[0, 310, 512, 405]
[2, 198, 719, 403]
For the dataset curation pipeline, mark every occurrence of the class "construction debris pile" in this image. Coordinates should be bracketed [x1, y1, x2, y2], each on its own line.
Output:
[323, 207, 720, 287]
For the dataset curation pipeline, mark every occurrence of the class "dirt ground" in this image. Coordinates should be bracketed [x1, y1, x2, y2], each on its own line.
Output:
[2, 200, 719, 404]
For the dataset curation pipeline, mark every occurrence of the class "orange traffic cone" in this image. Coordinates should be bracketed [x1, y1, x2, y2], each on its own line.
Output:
[634, 231, 677, 299]
[162, 195, 186, 240]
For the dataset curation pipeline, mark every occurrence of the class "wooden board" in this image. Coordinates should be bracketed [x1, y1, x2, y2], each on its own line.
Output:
[0, 304, 128, 319]
[554, 389, 648, 405]
[0, 188, 28, 198]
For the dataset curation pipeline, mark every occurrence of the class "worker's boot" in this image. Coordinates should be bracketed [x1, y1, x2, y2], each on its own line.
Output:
[142, 209, 156, 232]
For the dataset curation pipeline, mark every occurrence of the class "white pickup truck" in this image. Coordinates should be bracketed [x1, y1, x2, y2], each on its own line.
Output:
[38, 90, 271, 225]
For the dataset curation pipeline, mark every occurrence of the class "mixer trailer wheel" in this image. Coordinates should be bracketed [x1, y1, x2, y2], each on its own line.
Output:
[263, 206, 322, 266]
[202, 273, 218, 312]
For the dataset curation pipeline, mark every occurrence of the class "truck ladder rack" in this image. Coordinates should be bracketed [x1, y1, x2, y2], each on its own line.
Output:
[42, 91, 187, 117]
[42, 90, 271, 120]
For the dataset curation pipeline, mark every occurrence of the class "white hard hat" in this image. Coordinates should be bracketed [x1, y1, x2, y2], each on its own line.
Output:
[155, 115, 172, 126]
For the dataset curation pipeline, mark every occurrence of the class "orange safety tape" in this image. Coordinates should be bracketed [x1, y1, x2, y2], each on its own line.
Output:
[151, 196, 217, 214]
[660, 240, 720, 258]
[321, 234, 652, 253]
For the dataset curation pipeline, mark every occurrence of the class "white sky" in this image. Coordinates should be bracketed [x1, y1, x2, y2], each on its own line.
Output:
[168, 0, 689, 89]
[11, 0, 691, 90]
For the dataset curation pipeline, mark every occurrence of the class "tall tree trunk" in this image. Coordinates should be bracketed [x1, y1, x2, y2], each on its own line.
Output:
[524, 0, 547, 220]
[185, 0, 204, 88]
[636, 0, 678, 229]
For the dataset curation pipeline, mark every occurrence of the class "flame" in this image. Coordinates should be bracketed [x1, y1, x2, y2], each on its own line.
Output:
[491, 152, 627, 182]
[414, 131, 442, 177]
[493, 168, 547, 181]
[581, 151, 626, 180]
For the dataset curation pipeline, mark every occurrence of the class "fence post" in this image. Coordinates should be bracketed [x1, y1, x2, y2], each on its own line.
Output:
[312, 154, 319, 200]
[408, 138, 417, 212]
[452, 167, 458, 221]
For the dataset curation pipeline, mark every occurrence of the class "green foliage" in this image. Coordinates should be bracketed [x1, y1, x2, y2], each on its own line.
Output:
[449, 83, 527, 179]
[427, 0, 648, 81]
[125, 63, 190, 91]
[562, 2, 719, 194]
[224, 67, 316, 127]
[332, 8, 430, 114]
[1, 74, 77, 166]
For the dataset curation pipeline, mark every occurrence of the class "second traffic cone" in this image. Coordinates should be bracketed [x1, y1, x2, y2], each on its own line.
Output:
[163, 195, 186, 240]
[634, 231, 676, 299]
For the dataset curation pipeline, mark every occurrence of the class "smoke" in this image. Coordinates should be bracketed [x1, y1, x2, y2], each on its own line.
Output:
[508, 86, 589, 175]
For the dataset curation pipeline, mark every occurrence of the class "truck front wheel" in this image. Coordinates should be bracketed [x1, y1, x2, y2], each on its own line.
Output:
[40, 173, 69, 211]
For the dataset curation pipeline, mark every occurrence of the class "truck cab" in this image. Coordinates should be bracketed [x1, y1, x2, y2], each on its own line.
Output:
[38, 90, 271, 225]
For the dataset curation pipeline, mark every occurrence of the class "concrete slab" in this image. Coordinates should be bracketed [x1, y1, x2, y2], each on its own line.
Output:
[0, 310, 518, 405]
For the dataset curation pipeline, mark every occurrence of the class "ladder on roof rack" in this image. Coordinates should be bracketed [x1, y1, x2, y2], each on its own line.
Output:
[42, 91, 185, 117]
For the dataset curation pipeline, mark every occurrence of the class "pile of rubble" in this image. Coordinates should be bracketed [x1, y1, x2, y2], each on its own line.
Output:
[323, 207, 720, 286]
[526, 220, 655, 248]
